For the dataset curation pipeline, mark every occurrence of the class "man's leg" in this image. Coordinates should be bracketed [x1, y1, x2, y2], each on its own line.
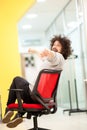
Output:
[7, 76, 31, 105]
[2, 76, 32, 125]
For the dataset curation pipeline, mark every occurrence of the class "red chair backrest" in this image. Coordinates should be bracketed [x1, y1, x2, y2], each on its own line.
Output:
[34, 69, 61, 99]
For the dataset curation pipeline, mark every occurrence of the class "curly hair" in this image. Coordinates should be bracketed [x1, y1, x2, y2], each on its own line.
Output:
[50, 35, 72, 59]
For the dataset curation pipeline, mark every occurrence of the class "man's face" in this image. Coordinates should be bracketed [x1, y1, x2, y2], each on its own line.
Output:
[52, 41, 62, 53]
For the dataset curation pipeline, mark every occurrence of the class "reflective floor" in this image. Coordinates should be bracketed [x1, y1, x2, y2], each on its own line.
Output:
[0, 108, 87, 130]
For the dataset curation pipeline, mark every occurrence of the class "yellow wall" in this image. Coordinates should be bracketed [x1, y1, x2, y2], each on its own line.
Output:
[0, 0, 35, 116]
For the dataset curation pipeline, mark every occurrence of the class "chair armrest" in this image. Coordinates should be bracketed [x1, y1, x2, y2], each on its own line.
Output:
[8, 89, 23, 111]
[8, 89, 23, 92]
[34, 94, 57, 114]
[33, 94, 50, 113]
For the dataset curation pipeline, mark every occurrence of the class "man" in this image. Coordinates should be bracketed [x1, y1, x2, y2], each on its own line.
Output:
[2, 35, 72, 128]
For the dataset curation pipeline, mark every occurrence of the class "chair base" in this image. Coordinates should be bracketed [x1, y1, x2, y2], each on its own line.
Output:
[28, 116, 50, 130]
[28, 127, 50, 130]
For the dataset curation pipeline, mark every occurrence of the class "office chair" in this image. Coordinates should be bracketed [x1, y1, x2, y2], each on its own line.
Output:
[7, 69, 61, 130]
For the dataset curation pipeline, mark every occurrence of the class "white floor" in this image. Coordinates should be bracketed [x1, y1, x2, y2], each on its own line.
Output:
[0, 109, 87, 130]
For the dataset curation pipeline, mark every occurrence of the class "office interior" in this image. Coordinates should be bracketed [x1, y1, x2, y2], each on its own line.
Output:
[1, 0, 87, 129]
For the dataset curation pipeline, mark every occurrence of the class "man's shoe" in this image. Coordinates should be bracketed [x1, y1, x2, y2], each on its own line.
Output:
[7, 117, 23, 128]
[2, 111, 14, 123]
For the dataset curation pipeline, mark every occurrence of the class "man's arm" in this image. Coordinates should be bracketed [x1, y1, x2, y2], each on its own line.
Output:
[28, 48, 55, 59]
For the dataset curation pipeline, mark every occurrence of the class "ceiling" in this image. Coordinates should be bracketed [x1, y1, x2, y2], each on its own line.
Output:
[18, 0, 70, 50]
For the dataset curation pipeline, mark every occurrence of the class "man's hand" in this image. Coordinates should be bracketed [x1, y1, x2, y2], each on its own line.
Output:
[40, 49, 54, 58]
[28, 48, 36, 53]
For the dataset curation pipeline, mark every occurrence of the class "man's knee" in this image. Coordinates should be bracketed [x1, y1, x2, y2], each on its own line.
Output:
[13, 76, 29, 86]
[13, 76, 22, 83]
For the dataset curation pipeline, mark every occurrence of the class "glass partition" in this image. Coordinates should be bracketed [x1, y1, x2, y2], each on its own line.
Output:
[64, 0, 77, 30]
[55, 13, 65, 34]
[46, 0, 87, 109]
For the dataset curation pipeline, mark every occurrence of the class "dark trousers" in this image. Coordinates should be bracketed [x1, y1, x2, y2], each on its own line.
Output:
[7, 76, 35, 106]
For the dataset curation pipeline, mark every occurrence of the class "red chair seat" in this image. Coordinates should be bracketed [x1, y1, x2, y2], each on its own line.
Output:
[7, 103, 44, 109]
